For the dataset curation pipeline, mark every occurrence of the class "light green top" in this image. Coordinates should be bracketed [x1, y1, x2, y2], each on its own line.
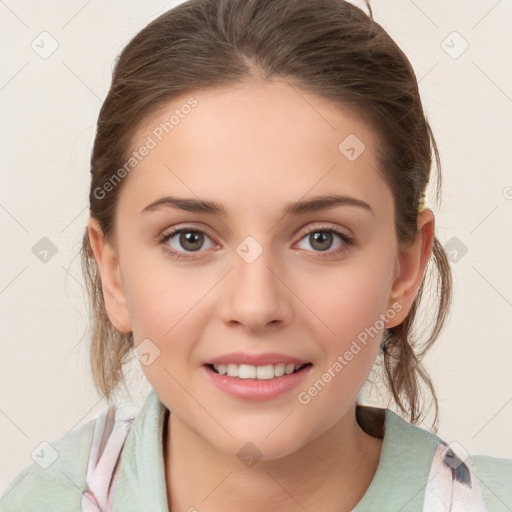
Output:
[1, 389, 511, 511]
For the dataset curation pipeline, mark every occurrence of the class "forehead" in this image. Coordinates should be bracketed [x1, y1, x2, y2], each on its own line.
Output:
[119, 80, 391, 219]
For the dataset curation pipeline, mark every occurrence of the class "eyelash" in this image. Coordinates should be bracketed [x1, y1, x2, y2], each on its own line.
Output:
[157, 225, 354, 261]
[158, 226, 354, 260]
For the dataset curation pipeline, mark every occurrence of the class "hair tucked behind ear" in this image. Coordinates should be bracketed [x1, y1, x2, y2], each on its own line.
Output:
[81, 0, 452, 432]
[378, 235, 452, 433]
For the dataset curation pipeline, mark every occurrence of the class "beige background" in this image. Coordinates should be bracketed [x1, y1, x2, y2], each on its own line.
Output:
[1, 0, 511, 491]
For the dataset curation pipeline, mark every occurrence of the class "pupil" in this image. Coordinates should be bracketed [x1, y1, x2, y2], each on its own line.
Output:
[181, 231, 203, 251]
[311, 231, 332, 251]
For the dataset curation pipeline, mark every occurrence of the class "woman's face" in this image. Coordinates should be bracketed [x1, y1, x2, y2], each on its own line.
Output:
[91, 79, 426, 460]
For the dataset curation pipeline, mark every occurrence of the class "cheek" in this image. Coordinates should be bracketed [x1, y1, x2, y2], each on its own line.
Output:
[298, 262, 391, 343]
[295, 271, 385, 425]
[119, 246, 218, 379]
[293, 260, 391, 406]
[120, 244, 200, 334]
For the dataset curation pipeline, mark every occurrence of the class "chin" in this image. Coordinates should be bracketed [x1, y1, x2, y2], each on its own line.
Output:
[210, 429, 310, 465]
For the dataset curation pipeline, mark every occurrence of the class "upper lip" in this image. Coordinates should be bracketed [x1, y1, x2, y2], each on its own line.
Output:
[205, 352, 311, 366]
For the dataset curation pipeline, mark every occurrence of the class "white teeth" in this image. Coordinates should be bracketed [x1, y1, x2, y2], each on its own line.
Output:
[274, 363, 285, 377]
[216, 364, 227, 375]
[256, 364, 273, 380]
[285, 363, 296, 375]
[212, 362, 306, 379]
[238, 364, 256, 379]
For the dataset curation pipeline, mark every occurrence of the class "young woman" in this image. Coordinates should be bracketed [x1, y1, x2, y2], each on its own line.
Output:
[2, 1, 510, 511]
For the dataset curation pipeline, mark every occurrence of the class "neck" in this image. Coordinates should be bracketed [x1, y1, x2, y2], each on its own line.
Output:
[163, 405, 383, 512]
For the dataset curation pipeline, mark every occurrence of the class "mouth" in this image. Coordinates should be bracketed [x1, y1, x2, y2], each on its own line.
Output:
[205, 362, 313, 380]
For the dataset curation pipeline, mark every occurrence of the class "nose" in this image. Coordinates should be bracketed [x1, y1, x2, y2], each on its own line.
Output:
[218, 241, 293, 332]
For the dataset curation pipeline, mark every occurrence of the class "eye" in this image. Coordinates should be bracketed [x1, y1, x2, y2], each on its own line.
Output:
[158, 224, 354, 261]
[296, 225, 354, 258]
[158, 227, 214, 261]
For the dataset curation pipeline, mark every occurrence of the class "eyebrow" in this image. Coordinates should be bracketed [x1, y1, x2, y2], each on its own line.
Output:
[141, 194, 374, 217]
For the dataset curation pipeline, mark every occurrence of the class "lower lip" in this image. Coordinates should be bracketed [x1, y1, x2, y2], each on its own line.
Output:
[202, 364, 313, 401]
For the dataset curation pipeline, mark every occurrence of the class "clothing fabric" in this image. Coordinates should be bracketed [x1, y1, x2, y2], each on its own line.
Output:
[1, 388, 511, 511]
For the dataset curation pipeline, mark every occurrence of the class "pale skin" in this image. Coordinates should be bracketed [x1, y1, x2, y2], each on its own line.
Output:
[88, 79, 434, 511]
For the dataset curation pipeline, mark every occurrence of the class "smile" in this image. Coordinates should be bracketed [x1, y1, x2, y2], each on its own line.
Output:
[203, 362, 313, 401]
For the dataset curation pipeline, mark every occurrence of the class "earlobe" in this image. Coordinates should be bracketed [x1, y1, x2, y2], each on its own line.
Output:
[86, 217, 132, 333]
[385, 209, 435, 329]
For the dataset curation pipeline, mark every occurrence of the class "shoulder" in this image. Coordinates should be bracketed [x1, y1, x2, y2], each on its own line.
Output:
[0, 416, 96, 512]
[364, 406, 512, 510]
[472, 452, 512, 475]
[471, 453, 512, 511]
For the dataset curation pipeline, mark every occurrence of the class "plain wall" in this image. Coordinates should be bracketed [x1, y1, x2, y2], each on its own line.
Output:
[1, 0, 511, 491]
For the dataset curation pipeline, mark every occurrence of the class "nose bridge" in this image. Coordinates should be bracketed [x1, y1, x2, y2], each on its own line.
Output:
[220, 233, 291, 328]
[235, 234, 280, 300]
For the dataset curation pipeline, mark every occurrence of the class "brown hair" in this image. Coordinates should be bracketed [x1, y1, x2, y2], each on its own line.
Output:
[81, 0, 452, 432]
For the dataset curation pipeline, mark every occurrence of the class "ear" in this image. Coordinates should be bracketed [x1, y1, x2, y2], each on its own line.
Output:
[385, 209, 435, 328]
[87, 217, 132, 333]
